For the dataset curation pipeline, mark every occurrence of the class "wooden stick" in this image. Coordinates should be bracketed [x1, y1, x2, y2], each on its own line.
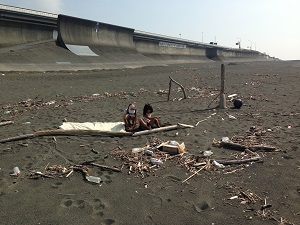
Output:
[0, 121, 14, 127]
[133, 123, 194, 137]
[167, 79, 172, 101]
[219, 141, 276, 152]
[219, 141, 247, 151]
[219, 64, 226, 109]
[213, 156, 262, 165]
[182, 165, 206, 183]
[85, 162, 121, 172]
[0, 129, 132, 144]
[249, 145, 276, 152]
[0, 133, 34, 143]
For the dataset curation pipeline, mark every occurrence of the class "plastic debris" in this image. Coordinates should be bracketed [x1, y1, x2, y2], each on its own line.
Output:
[145, 150, 153, 156]
[228, 115, 237, 120]
[132, 147, 145, 153]
[86, 176, 101, 184]
[203, 150, 213, 156]
[228, 94, 237, 98]
[150, 158, 163, 166]
[221, 137, 230, 142]
[10, 167, 20, 176]
[212, 160, 225, 168]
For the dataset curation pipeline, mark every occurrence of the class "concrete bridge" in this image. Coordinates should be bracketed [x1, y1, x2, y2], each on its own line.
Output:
[0, 4, 272, 71]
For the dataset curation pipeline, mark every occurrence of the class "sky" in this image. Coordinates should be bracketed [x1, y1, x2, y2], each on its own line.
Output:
[1, 0, 299, 60]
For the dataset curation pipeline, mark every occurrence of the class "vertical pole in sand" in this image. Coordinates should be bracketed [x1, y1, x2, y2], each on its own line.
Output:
[219, 64, 226, 109]
[167, 79, 172, 101]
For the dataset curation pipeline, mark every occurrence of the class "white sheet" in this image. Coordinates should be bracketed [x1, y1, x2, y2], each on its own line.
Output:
[59, 122, 126, 133]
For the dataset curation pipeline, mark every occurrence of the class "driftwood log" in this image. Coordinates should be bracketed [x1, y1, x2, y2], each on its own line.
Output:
[0, 130, 132, 144]
[219, 141, 276, 152]
[132, 123, 194, 137]
[0, 121, 14, 127]
[214, 156, 262, 165]
[167, 76, 187, 101]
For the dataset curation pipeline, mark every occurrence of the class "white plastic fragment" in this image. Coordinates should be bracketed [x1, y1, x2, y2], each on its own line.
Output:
[86, 176, 101, 184]
[203, 150, 213, 156]
[10, 167, 20, 176]
[212, 160, 225, 169]
[228, 115, 237, 120]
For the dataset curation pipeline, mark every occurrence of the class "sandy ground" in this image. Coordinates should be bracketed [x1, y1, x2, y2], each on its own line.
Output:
[0, 61, 299, 225]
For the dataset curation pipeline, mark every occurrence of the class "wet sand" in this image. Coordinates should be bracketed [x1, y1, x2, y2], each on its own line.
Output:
[0, 61, 299, 224]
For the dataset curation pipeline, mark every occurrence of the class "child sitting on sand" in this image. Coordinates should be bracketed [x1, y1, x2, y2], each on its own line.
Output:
[139, 103, 160, 130]
[123, 103, 138, 131]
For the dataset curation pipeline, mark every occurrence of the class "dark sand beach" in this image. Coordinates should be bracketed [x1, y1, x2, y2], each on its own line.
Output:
[0, 61, 299, 224]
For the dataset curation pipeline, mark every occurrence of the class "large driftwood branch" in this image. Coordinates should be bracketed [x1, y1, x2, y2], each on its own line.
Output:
[0, 130, 132, 144]
[0, 121, 14, 127]
[167, 76, 187, 101]
[132, 123, 194, 137]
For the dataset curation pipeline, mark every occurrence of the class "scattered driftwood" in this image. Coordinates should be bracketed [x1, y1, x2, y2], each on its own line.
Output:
[0, 121, 14, 127]
[167, 76, 187, 101]
[132, 123, 194, 137]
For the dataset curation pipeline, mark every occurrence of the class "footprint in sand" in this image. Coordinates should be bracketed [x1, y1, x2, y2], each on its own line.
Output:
[101, 175, 112, 184]
[60, 198, 86, 209]
[101, 219, 115, 225]
[60, 198, 73, 208]
[90, 198, 106, 217]
[193, 201, 211, 213]
[51, 182, 63, 189]
[60, 197, 108, 218]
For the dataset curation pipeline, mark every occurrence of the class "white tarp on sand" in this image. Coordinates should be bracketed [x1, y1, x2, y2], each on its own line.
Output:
[59, 122, 126, 133]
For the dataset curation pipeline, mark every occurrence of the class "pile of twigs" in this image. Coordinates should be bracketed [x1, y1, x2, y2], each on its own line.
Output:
[110, 137, 170, 178]
[27, 161, 120, 180]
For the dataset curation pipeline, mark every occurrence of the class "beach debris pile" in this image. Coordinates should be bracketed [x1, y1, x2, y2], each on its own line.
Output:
[110, 137, 265, 180]
[212, 125, 277, 152]
[224, 182, 295, 225]
[110, 137, 184, 178]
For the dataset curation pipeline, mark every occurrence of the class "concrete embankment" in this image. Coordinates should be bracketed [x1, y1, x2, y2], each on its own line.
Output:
[0, 4, 272, 72]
